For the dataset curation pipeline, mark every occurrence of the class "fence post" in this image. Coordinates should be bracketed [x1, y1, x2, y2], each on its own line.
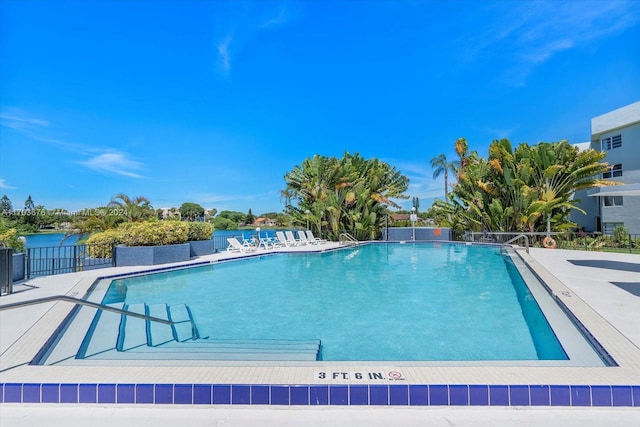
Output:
[26, 248, 31, 279]
[0, 247, 13, 295]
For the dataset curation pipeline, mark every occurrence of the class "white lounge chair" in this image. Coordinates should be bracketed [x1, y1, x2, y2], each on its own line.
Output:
[242, 236, 258, 248]
[227, 237, 257, 253]
[306, 230, 327, 244]
[265, 232, 285, 248]
[285, 230, 302, 246]
[276, 231, 294, 247]
[256, 232, 277, 250]
[298, 230, 315, 245]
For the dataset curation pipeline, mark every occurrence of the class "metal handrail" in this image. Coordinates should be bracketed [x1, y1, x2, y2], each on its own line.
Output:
[0, 295, 175, 325]
[503, 234, 530, 254]
[339, 233, 359, 246]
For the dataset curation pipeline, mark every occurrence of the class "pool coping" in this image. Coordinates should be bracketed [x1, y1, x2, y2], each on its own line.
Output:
[2, 242, 640, 407]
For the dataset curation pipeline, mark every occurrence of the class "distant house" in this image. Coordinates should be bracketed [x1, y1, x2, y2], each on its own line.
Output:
[254, 217, 277, 227]
[571, 101, 640, 234]
[158, 207, 181, 220]
[390, 214, 410, 222]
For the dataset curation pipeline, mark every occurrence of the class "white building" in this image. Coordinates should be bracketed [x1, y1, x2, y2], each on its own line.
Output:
[572, 101, 640, 234]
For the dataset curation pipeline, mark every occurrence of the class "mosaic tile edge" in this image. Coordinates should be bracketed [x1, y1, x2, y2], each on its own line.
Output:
[1, 383, 638, 407]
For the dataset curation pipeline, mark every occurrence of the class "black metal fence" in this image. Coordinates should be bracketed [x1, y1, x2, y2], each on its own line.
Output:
[465, 231, 640, 254]
[25, 243, 115, 278]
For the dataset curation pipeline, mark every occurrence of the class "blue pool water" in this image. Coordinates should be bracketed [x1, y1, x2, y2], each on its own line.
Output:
[102, 243, 567, 361]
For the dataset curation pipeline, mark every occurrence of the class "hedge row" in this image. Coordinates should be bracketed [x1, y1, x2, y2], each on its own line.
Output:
[85, 221, 213, 248]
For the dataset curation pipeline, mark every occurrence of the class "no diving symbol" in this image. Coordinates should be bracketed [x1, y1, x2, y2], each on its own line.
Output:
[388, 371, 405, 380]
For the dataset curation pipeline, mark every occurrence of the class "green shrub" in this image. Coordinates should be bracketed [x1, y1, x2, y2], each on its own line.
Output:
[84, 220, 212, 255]
[0, 228, 25, 253]
[118, 221, 189, 246]
[187, 222, 214, 241]
[613, 225, 629, 245]
[85, 229, 123, 258]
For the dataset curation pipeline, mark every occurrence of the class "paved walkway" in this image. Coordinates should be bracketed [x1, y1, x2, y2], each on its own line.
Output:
[527, 248, 640, 348]
[3, 405, 640, 427]
[1, 245, 639, 426]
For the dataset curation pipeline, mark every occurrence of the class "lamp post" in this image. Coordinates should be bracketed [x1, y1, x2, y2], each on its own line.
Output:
[305, 210, 310, 230]
[411, 207, 417, 241]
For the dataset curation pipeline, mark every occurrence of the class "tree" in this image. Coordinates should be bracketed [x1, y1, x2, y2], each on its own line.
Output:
[434, 139, 611, 233]
[107, 193, 154, 222]
[179, 202, 205, 221]
[0, 195, 12, 214]
[245, 209, 256, 226]
[24, 195, 35, 211]
[218, 210, 245, 224]
[22, 195, 38, 229]
[212, 216, 238, 230]
[72, 207, 122, 233]
[412, 196, 420, 212]
[430, 152, 459, 200]
[283, 152, 409, 240]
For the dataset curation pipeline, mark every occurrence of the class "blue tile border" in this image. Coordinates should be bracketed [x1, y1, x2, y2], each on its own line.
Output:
[0, 383, 638, 407]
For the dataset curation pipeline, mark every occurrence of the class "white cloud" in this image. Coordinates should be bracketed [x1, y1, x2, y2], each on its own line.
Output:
[462, 0, 640, 85]
[79, 152, 144, 178]
[258, 6, 289, 29]
[2, 108, 148, 179]
[0, 112, 50, 131]
[214, 4, 293, 75]
[0, 178, 15, 189]
[0, 108, 85, 152]
[217, 35, 233, 75]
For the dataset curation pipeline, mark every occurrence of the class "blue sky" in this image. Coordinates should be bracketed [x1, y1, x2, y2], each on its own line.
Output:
[1, 0, 639, 215]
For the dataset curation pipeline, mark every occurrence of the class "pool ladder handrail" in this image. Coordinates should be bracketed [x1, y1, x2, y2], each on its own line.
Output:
[339, 232, 359, 246]
[502, 234, 529, 254]
[0, 295, 175, 325]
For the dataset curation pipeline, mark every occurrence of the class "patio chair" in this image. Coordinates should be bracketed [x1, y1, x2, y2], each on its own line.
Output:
[298, 230, 316, 245]
[227, 237, 257, 253]
[306, 230, 327, 244]
[276, 231, 295, 247]
[285, 231, 301, 247]
[265, 232, 285, 248]
[256, 232, 277, 250]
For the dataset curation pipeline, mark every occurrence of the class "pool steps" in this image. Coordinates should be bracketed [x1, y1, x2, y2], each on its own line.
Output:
[79, 304, 124, 358]
[82, 302, 321, 361]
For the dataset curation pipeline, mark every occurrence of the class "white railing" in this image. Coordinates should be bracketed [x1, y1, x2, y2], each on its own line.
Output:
[339, 233, 359, 246]
[503, 234, 530, 254]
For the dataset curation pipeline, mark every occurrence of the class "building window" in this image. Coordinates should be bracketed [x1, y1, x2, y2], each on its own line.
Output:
[603, 163, 622, 179]
[603, 196, 623, 207]
[603, 222, 624, 235]
[601, 134, 622, 150]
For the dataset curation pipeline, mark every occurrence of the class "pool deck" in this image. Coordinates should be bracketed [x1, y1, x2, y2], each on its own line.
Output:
[1, 243, 640, 424]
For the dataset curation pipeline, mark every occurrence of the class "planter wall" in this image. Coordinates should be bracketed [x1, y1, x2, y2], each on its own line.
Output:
[12, 252, 24, 281]
[115, 243, 191, 267]
[189, 239, 215, 256]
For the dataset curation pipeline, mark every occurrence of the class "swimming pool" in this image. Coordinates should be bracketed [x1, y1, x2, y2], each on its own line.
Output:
[38, 242, 605, 364]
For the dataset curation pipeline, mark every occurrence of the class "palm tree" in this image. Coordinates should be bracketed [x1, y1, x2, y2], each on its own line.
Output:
[442, 139, 610, 233]
[430, 153, 458, 200]
[283, 153, 409, 240]
[108, 193, 154, 222]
